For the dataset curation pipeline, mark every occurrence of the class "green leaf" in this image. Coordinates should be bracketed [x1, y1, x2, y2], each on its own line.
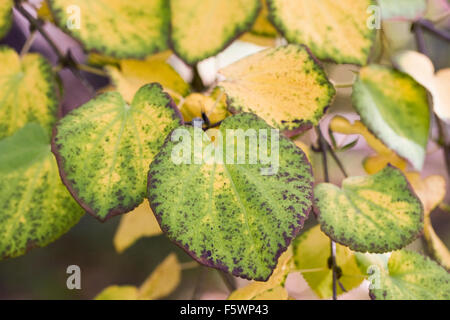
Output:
[0, 0, 12, 39]
[148, 113, 313, 281]
[48, 0, 170, 59]
[218, 45, 335, 132]
[0, 47, 59, 139]
[170, 0, 261, 65]
[315, 166, 424, 253]
[267, 0, 376, 65]
[52, 83, 182, 221]
[352, 65, 430, 170]
[378, 0, 427, 21]
[0, 124, 84, 260]
[293, 225, 364, 299]
[370, 250, 450, 300]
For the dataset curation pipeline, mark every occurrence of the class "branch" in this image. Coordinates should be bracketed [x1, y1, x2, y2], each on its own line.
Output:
[417, 19, 450, 42]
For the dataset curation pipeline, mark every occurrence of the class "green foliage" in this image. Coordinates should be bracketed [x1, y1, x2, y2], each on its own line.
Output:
[315, 166, 424, 253]
[148, 113, 313, 280]
[53, 84, 182, 221]
[0, 0, 12, 39]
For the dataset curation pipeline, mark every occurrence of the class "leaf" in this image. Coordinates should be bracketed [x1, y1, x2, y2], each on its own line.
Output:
[113, 199, 162, 254]
[95, 286, 139, 300]
[352, 65, 430, 170]
[378, 0, 427, 21]
[370, 250, 450, 300]
[219, 45, 336, 132]
[179, 89, 229, 124]
[37, 0, 55, 23]
[0, 0, 12, 39]
[267, 0, 376, 65]
[48, 0, 170, 59]
[315, 166, 424, 253]
[293, 225, 364, 299]
[170, 0, 261, 65]
[228, 247, 293, 300]
[251, 0, 278, 38]
[0, 124, 84, 260]
[52, 83, 182, 221]
[354, 252, 389, 274]
[329, 116, 408, 174]
[406, 173, 450, 270]
[138, 253, 181, 300]
[147, 113, 313, 280]
[240, 33, 277, 47]
[0, 46, 59, 139]
[393, 51, 450, 123]
[107, 55, 189, 104]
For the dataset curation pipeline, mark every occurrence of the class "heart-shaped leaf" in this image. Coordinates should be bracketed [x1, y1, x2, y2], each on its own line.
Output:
[219, 45, 335, 132]
[0, 0, 12, 39]
[48, 0, 170, 58]
[352, 65, 430, 170]
[370, 250, 450, 300]
[0, 47, 59, 139]
[315, 166, 424, 253]
[378, 0, 427, 21]
[293, 225, 364, 299]
[170, 0, 261, 65]
[267, 0, 376, 65]
[148, 113, 313, 280]
[0, 124, 84, 260]
[52, 83, 182, 221]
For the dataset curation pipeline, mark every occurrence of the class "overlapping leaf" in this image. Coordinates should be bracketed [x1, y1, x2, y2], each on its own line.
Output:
[170, 0, 261, 65]
[0, 124, 84, 260]
[0, 0, 12, 39]
[148, 113, 313, 280]
[219, 45, 335, 132]
[293, 225, 364, 299]
[179, 89, 229, 124]
[251, 0, 278, 38]
[48, 0, 170, 58]
[352, 65, 430, 170]
[0, 47, 59, 139]
[315, 166, 424, 253]
[267, 0, 376, 65]
[370, 250, 450, 300]
[53, 83, 182, 221]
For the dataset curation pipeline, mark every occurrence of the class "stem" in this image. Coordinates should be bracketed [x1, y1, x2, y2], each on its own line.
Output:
[20, 29, 37, 57]
[418, 19, 450, 42]
[76, 63, 108, 77]
[191, 64, 206, 92]
[412, 23, 428, 55]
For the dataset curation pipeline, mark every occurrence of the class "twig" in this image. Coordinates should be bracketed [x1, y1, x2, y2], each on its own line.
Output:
[20, 29, 37, 57]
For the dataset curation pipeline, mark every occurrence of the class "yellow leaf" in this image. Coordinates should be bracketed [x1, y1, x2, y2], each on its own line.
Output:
[138, 253, 181, 300]
[37, 1, 54, 23]
[406, 173, 450, 270]
[95, 286, 138, 300]
[113, 199, 162, 254]
[240, 33, 277, 47]
[251, 0, 278, 37]
[180, 89, 229, 124]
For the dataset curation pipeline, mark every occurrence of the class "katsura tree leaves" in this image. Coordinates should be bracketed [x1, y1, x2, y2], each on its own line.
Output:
[315, 166, 424, 253]
[52, 83, 182, 221]
[0, 47, 59, 139]
[267, 0, 376, 65]
[170, 0, 261, 65]
[0, 124, 84, 260]
[251, 0, 278, 38]
[352, 65, 430, 170]
[148, 113, 313, 281]
[407, 173, 450, 270]
[393, 51, 450, 123]
[378, 0, 427, 21]
[95, 253, 181, 300]
[293, 225, 364, 299]
[179, 90, 229, 124]
[228, 247, 293, 300]
[113, 199, 162, 254]
[107, 54, 189, 104]
[0, 0, 12, 39]
[48, 0, 170, 59]
[219, 45, 335, 132]
[370, 250, 450, 300]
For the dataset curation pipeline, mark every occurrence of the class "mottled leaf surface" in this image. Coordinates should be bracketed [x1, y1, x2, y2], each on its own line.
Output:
[0, 124, 84, 260]
[219, 45, 335, 131]
[267, 0, 376, 65]
[0, 0, 12, 39]
[148, 113, 313, 280]
[352, 65, 430, 170]
[48, 0, 170, 58]
[0, 47, 59, 139]
[315, 166, 423, 253]
[293, 225, 364, 299]
[170, 0, 260, 65]
[53, 84, 182, 221]
[370, 250, 450, 300]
